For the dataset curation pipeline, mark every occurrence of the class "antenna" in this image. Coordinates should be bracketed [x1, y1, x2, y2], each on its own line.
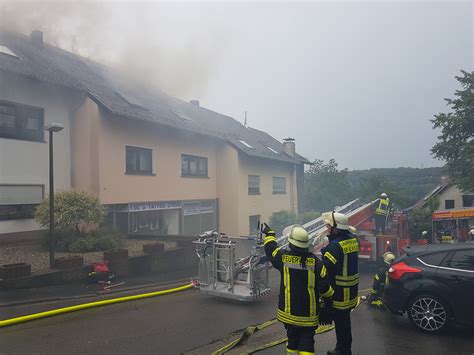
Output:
[244, 111, 248, 128]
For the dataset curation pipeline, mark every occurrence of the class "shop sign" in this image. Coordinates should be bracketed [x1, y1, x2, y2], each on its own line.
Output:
[183, 203, 200, 216]
[432, 208, 474, 220]
[200, 205, 214, 214]
[129, 200, 182, 212]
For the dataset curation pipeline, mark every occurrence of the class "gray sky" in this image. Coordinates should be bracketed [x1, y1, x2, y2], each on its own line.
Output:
[3, 0, 473, 169]
[199, 1, 473, 169]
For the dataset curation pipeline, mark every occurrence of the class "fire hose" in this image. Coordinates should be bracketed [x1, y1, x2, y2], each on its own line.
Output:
[0, 283, 193, 328]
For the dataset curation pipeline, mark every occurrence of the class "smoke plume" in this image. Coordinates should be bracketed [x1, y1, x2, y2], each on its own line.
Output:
[0, 0, 229, 98]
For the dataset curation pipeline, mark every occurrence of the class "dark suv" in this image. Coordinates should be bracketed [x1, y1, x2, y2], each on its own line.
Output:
[383, 244, 474, 333]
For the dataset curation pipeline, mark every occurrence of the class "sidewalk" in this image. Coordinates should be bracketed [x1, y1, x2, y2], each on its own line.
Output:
[0, 268, 196, 308]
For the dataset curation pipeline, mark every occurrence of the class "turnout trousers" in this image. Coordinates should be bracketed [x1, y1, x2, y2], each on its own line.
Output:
[285, 324, 317, 353]
[333, 309, 352, 355]
[374, 214, 386, 233]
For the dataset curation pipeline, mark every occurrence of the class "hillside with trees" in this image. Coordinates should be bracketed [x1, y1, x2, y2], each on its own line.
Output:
[304, 162, 446, 212]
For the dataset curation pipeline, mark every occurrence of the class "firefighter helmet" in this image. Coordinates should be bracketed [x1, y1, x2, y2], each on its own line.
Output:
[288, 225, 310, 249]
[383, 252, 395, 265]
[322, 211, 351, 231]
[380, 193, 388, 199]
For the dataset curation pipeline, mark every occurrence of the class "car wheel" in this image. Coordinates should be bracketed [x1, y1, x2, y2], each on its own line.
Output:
[407, 294, 450, 333]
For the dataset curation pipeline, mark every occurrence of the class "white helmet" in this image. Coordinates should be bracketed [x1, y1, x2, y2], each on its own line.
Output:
[287, 225, 310, 249]
[380, 193, 388, 199]
[422, 231, 428, 237]
[470, 229, 474, 235]
[322, 211, 351, 231]
[383, 252, 396, 265]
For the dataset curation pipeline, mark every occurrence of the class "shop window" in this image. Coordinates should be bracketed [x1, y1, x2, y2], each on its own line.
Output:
[272, 177, 286, 194]
[248, 175, 260, 195]
[0, 100, 44, 142]
[445, 200, 455, 209]
[181, 154, 208, 177]
[126, 146, 153, 175]
[249, 215, 260, 235]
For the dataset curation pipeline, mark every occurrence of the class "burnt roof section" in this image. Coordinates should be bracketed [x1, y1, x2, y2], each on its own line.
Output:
[0, 30, 309, 164]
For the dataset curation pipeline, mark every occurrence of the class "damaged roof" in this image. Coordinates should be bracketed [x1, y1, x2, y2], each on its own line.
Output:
[0, 31, 309, 164]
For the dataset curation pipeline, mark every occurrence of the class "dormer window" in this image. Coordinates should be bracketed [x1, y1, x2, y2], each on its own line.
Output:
[0, 44, 19, 59]
[115, 91, 148, 110]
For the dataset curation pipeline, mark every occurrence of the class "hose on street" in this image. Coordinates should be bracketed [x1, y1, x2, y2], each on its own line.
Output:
[0, 283, 193, 328]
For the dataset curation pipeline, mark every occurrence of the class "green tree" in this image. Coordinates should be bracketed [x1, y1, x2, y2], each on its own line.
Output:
[408, 198, 438, 241]
[431, 70, 474, 192]
[35, 190, 106, 233]
[298, 211, 321, 224]
[269, 210, 298, 236]
[304, 159, 353, 212]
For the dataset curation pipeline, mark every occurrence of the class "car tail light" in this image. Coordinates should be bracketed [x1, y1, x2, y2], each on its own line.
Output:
[388, 262, 422, 280]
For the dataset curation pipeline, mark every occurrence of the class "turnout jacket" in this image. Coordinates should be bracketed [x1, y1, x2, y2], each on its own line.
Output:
[322, 232, 359, 310]
[375, 198, 390, 216]
[264, 231, 334, 327]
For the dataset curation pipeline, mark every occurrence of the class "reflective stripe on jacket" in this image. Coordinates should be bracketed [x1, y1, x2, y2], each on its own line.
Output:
[264, 232, 334, 327]
[322, 233, 359, 310]
[375, 198, 389, 216]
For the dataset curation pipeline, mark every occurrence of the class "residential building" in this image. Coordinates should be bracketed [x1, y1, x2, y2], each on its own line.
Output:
[0, 30, 308, 240]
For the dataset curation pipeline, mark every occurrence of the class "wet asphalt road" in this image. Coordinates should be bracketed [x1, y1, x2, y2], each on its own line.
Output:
[1, 264, 473, 354]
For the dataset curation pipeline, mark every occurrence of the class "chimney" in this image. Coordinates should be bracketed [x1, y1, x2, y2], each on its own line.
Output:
[283, 137, 296, 157]
[30, 30, 44, 48]
[190, 100, 200, 107]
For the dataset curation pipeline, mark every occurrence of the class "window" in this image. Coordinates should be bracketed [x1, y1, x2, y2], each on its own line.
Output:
[273, 177, 286, 194]
[181, 154, 208, 177]
[462, 195, 474, 207]
[0, 205, 37, 221]
[248, 175, 260, 195]
[239, 140, 254, 149]
[126, 146, 153, 175]
[249, 215, 261, 235]
[419, 252, 449, 267]
[445, 200, 455, 209]
[0, 100, 44, 142]
[443, 250, 474, 271]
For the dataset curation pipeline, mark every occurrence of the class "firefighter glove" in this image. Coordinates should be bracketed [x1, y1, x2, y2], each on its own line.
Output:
[319, 298, 333, 325]
[261, 223, 274, 236]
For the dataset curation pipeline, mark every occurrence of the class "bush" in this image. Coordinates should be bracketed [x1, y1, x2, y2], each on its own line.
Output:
[35, 190, 106, 234]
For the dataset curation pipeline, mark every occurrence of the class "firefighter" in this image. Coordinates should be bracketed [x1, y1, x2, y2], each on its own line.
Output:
[375, 193, 390, 233]
[321, 211, 359, 355]
[368, 252, 395, 307]
[262, 223, 334, 355]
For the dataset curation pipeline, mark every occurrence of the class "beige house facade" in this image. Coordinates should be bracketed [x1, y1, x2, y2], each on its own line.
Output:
[71, 97, 304, 237]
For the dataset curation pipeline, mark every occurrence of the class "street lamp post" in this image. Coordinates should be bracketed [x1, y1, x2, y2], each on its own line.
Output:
[45, 123, 64, 269]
